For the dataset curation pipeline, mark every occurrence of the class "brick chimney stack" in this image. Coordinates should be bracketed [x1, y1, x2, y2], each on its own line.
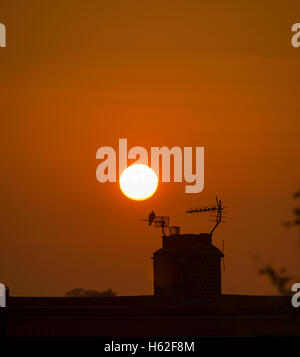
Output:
[153, 233, 223, 299]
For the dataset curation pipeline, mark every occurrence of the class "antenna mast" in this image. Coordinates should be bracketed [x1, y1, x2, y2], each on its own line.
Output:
[186, 196, 226, 234]
[142, 211, 170, 236]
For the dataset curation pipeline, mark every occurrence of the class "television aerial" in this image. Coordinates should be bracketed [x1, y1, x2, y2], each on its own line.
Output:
[142, 211, 170, 236]
[186, 196, 226, 234]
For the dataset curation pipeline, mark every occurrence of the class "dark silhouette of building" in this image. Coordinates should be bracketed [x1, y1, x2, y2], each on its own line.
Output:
[153, 233, 223, 298]
[1, 294, 298, 337]
[1, 229, 299, 337]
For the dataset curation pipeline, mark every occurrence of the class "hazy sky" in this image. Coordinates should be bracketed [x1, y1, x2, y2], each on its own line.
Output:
[1, 1, 300, 296]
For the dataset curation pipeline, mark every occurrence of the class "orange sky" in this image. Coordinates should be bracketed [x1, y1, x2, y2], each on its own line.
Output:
[1, 1, 300, 296]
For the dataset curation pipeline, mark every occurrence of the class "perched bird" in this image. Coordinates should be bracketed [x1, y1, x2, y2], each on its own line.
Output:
[148, 211, 156, 225]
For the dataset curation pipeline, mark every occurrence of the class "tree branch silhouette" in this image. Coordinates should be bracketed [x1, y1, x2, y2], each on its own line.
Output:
[256, 189, 300, 295]
[65, 288, 117, 297]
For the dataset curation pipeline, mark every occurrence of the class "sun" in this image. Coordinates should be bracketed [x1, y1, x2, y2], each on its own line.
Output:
[119, 164, 158, 201]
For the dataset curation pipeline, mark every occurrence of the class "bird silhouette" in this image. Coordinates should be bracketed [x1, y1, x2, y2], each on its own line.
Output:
[148, 211, 156, 225]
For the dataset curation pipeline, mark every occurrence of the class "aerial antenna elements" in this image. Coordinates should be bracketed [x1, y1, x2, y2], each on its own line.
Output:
[142, 211, 170, 236]
[143, 197, 226, 236]
[186, 196, 226, 234]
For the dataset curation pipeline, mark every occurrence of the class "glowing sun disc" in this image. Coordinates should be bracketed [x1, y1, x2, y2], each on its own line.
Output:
[119, 164, 158, 201]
